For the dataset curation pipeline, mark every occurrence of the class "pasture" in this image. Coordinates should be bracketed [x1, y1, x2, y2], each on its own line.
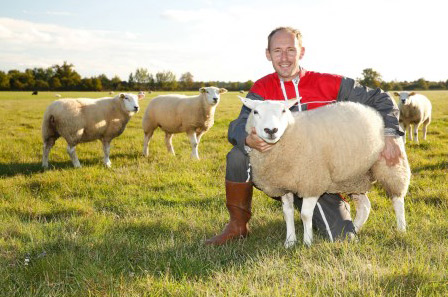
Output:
[0, 90, 447, 296]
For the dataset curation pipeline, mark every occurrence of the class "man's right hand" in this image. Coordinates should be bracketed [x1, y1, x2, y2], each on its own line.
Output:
[245, 127, 274, 152]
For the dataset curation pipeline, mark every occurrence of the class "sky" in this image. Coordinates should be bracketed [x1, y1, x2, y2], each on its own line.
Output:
[0, 0, 447, 83]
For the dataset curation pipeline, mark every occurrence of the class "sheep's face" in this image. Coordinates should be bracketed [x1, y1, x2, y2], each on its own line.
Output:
[394, 91, 415, 104]
[119, 93, 144, 113]
[200, 87, 227, 106]
[240, 97, 296, 144]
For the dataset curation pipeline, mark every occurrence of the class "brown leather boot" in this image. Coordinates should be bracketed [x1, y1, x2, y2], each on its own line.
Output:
[205, 180, 253, 245]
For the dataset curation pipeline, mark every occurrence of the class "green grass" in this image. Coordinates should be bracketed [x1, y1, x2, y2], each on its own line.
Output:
[1, 90, 447, 296]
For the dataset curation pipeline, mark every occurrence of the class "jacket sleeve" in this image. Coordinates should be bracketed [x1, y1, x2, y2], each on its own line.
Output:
[337, 77, 404, 136]
[228, 92, 264, 153]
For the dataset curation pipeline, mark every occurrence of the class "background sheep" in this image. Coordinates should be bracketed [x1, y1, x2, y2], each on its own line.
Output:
[55, 94, 62, 98]
[142, 87, 227, 159]
[42, 92, 145, 168]
[394, 91, 432, 143]
[241, 98, 411, 247]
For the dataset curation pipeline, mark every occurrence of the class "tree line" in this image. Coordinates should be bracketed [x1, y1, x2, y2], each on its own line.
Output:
[0, 62, 446, 92]
[357, 68, 448, 91]
[0, 61, 253, 92]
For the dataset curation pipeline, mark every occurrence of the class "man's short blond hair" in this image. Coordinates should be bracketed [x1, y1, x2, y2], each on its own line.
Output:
[267, 27, 303, 50]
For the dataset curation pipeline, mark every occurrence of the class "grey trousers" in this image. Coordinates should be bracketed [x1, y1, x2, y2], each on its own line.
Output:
[226, 146, 356, 241]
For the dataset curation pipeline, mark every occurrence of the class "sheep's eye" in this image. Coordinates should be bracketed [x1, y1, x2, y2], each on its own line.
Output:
[282, 109, 286, 113]
[254, 110, 258, 115]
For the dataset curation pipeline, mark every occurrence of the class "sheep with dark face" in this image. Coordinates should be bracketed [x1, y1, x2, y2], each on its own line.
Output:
[241, 97, 411, 247]
[42, 93, 144, 168]
[394, 91, 432, 143]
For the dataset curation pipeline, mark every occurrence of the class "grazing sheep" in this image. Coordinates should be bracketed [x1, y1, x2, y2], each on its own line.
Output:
[142, 87, 227, 159]
[32, 91, 38, 95]
[55, 94, 62, 98]
[241, 97, 411, 247]
[109, 91, 115, 95]
[42, 93, 145, 168]
[394, 91, 432, 143]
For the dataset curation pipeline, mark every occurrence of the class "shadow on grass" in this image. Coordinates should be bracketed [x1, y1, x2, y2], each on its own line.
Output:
[412, 160, 448, 173]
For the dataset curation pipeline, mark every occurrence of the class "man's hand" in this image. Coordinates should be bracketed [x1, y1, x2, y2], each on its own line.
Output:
[380, 136, 402, 166]
[245, 128, 274, 152]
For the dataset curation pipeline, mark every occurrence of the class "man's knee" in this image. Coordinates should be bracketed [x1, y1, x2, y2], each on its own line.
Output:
[226, 147, 250, 182]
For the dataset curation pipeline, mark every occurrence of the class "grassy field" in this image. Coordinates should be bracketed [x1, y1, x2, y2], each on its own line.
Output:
[0, 90, 447, 296]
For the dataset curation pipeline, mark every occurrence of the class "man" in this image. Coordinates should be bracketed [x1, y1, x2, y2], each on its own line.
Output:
[205, 27, 403, 245]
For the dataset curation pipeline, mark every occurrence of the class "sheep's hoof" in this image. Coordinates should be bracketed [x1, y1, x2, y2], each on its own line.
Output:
[303, 238, 313, 247]
[284, 240, 296, 248]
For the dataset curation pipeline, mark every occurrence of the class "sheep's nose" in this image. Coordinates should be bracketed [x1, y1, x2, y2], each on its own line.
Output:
[264, 127, 278, 136]
[134, 106, 139, 111]
[213, 97, 218, 103]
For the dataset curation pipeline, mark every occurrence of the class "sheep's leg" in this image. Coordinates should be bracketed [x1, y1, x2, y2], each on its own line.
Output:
[187, 132, 199, 159]
[102, 140, 111, 168]
[351, 193, 371, 233]
[165, 133, 175, 155]
[143, 130, 154, 157]
[422, 121, 429, 140]
[413, 124, 419, 143]
[301, 196, 319, 246]
[281, 193, 296, 248]
[407, 124, 413, 141]
[399, 123, 407, 144]
[42, 137, 56, 168]
[67, 144, 81, 168]
[392, 196, 406, 232]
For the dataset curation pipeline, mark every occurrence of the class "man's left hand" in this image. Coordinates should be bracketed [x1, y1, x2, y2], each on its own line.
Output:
[380, 136, 402, 166]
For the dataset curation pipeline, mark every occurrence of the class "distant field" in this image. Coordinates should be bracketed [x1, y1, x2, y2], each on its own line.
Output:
[0, 90, 447, 296]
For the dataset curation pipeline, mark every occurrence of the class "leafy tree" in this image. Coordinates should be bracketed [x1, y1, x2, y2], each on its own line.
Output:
[0, 71, 11, 90]
[415, 78, 429, 90]
[52, 61, 81, 90]
[128, 73, 135, 90]
[50, 77, 62, 90]
[155, 71, 177, 91]
[98, 74, 111, 90]
[134, 68, 152, 90]
[179, 72, 194, 90]
[358, 68, 382, 89]
[111, 76, 122, 90]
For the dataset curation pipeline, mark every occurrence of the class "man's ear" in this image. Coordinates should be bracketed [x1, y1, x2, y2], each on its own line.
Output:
[299, 46, 305, 60]
[266, 48, 272, 62]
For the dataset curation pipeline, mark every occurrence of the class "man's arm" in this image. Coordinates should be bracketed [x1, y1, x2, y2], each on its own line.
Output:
[337, 77, 404, 165]
[337, 77, 404, 137]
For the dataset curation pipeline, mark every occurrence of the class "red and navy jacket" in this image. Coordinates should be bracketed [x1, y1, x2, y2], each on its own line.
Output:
[228, 68, 403, 153]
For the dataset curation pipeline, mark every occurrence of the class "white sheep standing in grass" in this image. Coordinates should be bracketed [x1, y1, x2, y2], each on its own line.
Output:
[394, 91, 432, 143]
[241, 97, 411, 247]
[42, 93, 145, 168]
[142, 87, 227, 159]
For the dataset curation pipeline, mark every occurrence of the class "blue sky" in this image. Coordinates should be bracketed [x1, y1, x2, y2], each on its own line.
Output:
[0, 0, 447, 82]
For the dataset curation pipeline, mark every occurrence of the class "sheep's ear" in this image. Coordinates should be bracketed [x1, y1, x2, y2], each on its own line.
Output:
[138, 92, 145, 100]
[393, 92, 400, 96]
[119, 93, 126, 100]
[219, 88, 228, 94]
[199, 87, 207, 93]
[286, 99, 298, 109]
[409, 91, 416, 96]
[239, 96, 258, 110]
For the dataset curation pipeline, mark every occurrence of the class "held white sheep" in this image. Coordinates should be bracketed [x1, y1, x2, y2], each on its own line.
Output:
[241, 97, 411, 247]
[394, 91, 432, 143]
[42, 92, 145, 168]
[142, 87, 227, 159]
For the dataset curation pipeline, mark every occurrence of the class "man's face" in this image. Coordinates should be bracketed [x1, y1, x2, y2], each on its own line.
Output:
[266, 30, 305, 81]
